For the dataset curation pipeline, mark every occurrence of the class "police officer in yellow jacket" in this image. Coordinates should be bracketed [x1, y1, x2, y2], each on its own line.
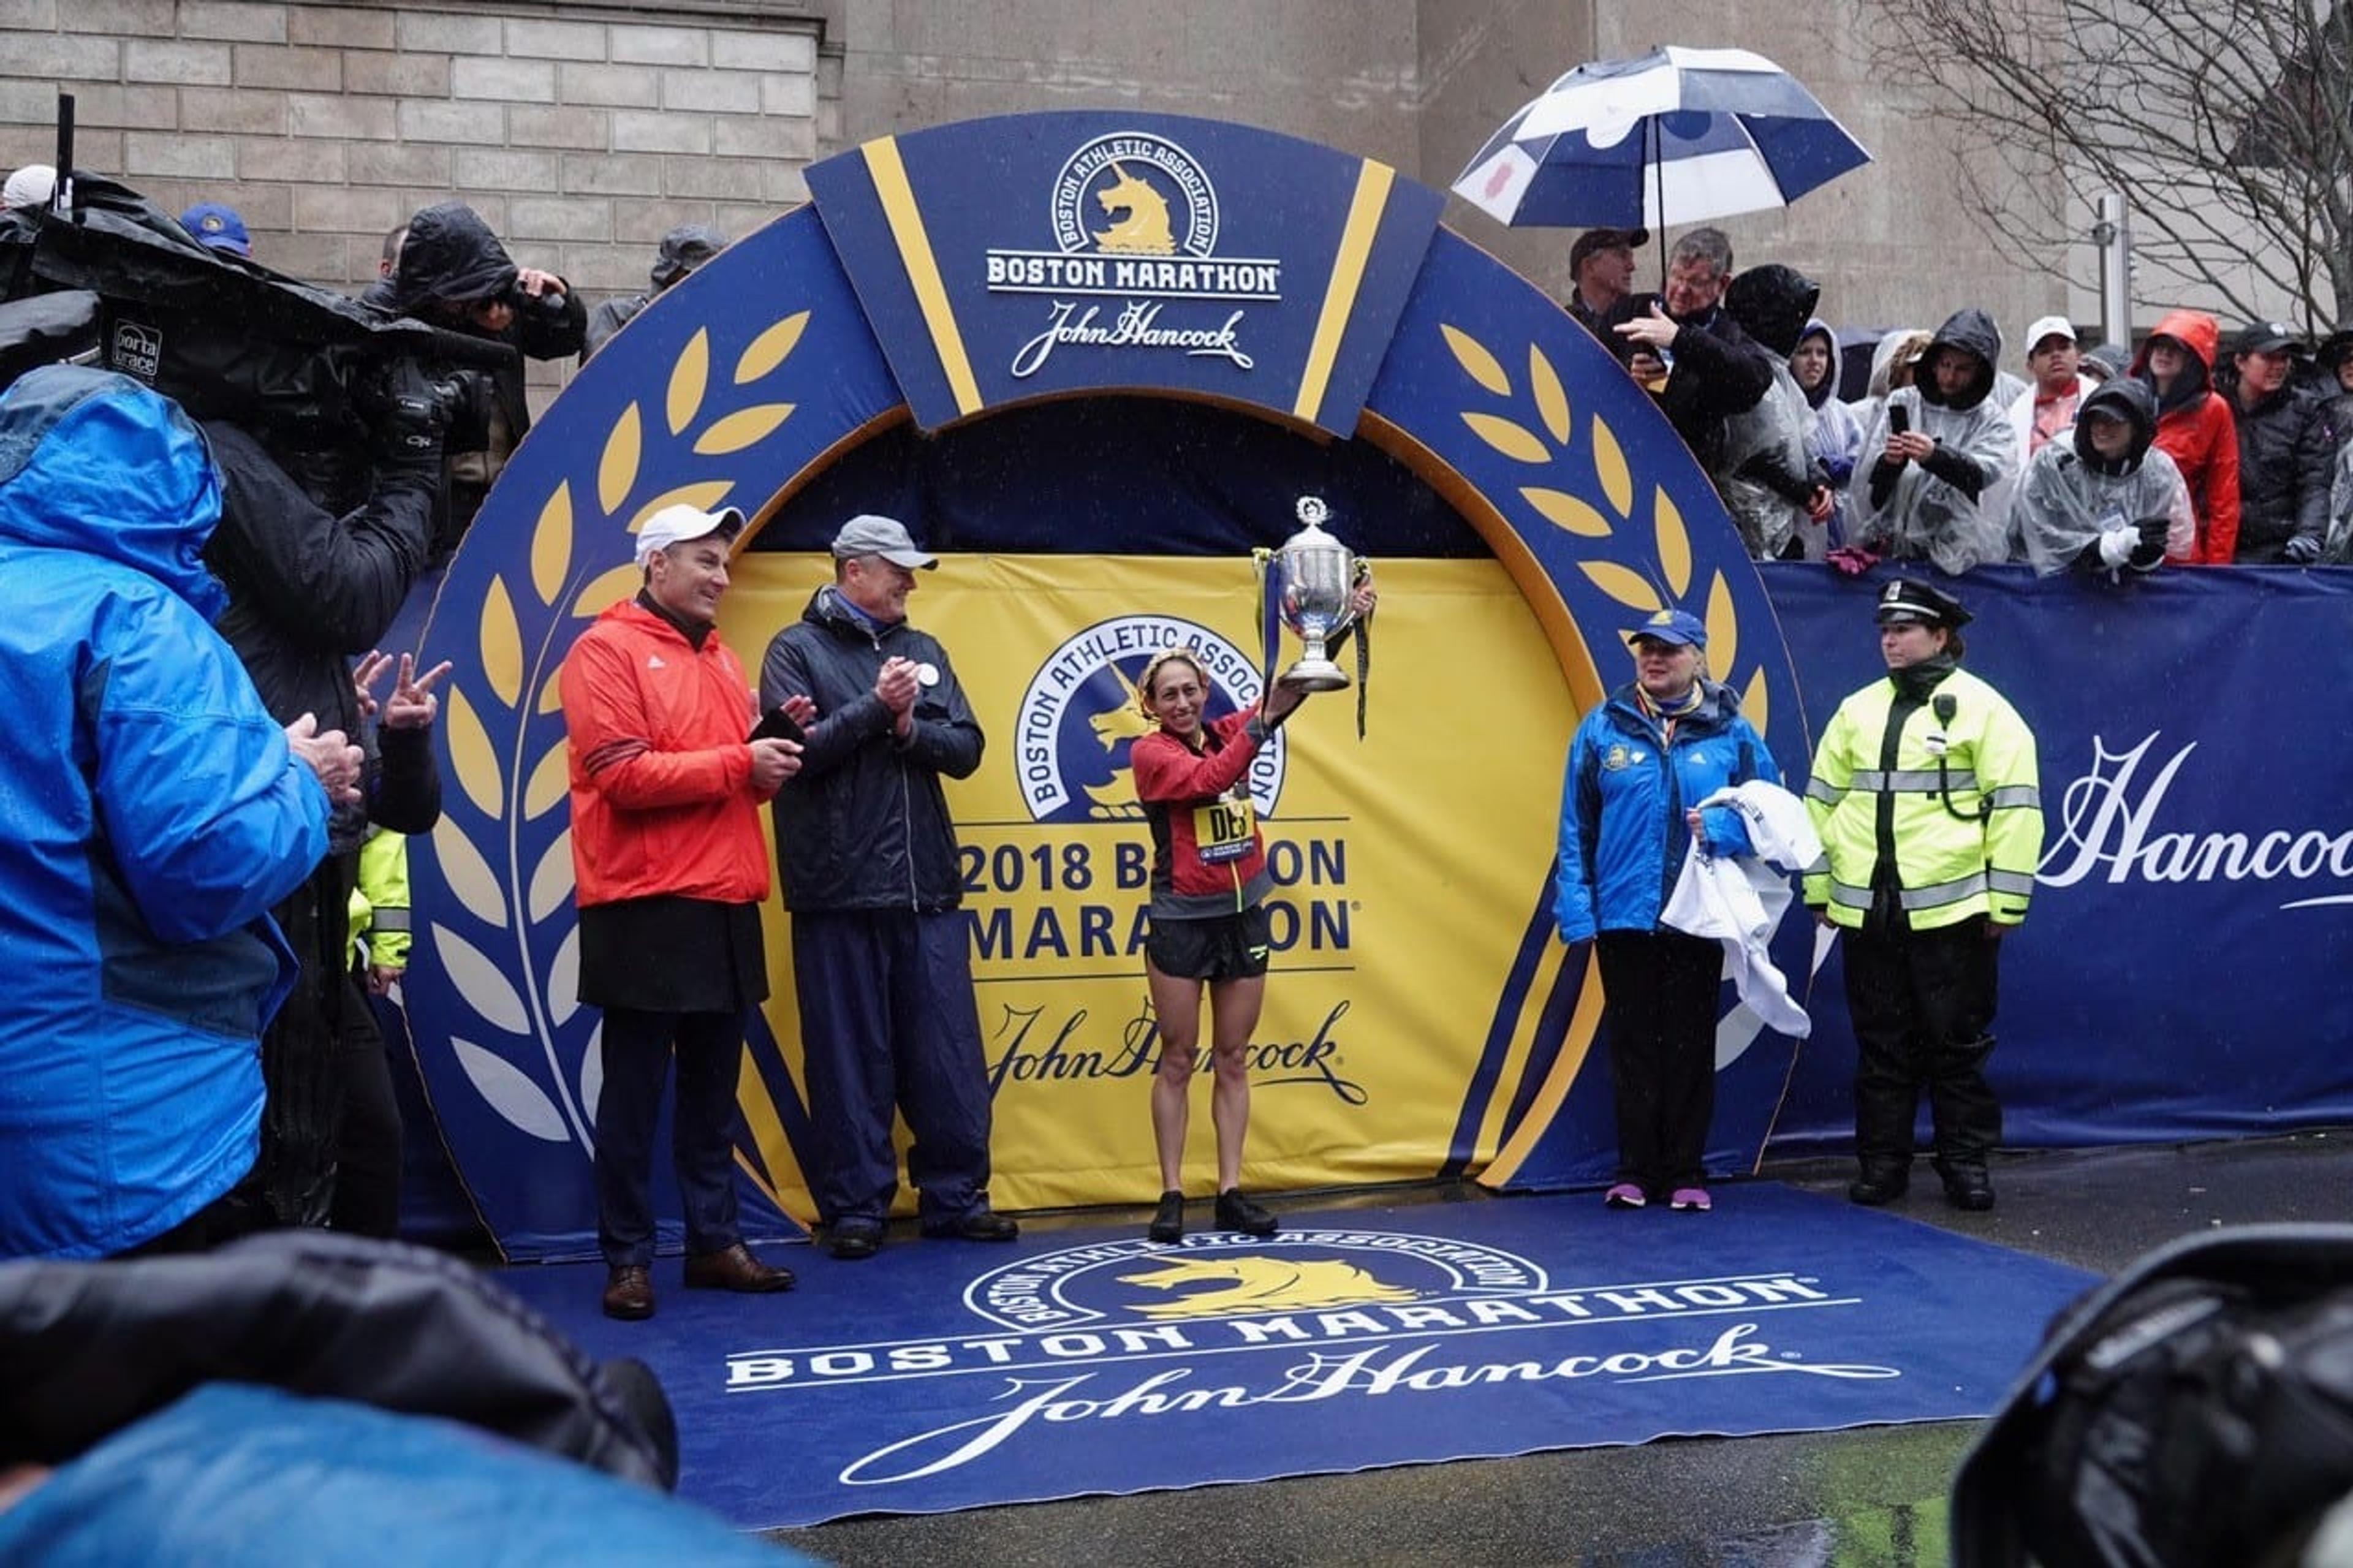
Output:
[1803, 579, 2041, 1211]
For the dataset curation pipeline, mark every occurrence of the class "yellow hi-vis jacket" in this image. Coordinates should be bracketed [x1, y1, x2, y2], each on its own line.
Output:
[1802, 667, 2042, 931]
[346, 828, 412, 972]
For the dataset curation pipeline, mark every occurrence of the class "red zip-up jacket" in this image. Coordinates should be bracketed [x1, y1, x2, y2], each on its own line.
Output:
[2135, 309, 2241, 564]
[560, 598, 773, 908]
[1132, 709, 1272, 919]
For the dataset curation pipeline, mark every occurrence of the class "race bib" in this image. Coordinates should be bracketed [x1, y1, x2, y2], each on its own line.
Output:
[1192, 796, 1256, 863]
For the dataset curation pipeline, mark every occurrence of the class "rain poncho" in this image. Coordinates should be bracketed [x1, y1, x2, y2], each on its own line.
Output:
[1851, 308, 2019, 575]
[1715, 265, 1824, 560]
[2010, 379, 2194, 577]
[1798, 319, 1865, 547]
[2327, 441, 2353, 564]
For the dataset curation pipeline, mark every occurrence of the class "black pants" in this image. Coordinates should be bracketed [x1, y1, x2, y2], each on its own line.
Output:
[1594, 929, 1723, 1194]
[594, 1007, 748, 1268]
[1844, 915, 2003, 1175]
[330, 971, 404, 1238]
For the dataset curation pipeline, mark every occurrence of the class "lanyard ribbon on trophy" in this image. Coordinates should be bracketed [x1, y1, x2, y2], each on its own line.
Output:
[1253, 496, 1371, 740]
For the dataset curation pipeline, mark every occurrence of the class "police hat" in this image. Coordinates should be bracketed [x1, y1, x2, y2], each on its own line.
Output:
[1874, 577, 1971, 628]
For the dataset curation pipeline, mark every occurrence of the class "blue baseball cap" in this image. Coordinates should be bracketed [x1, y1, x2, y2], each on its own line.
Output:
[1623, 608, 1706, 648]
[181, 202, 251, 257]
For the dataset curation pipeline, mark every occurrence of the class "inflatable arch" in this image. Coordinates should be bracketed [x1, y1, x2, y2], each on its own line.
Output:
[406, 110, 1814, 1259]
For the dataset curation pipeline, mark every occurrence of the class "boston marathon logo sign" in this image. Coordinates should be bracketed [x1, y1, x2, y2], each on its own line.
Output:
[985, 131, 1279, 377]
[722, 1227, 1894, 1488]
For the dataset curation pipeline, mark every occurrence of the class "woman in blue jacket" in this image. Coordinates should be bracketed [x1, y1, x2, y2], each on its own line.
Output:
[1553, 608, 1778, 1213]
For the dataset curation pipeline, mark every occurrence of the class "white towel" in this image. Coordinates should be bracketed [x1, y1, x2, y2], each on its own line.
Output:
[1661, 780, 1822, 1039]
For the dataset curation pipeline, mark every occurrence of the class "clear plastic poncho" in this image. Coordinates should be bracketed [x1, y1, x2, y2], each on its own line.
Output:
[2009, 441, 2195, 576]
[1714, 363, 1815, 561]
[1850, 385, 2019, 575]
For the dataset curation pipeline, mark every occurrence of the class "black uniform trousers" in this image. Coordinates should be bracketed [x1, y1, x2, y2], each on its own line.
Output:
[1843, 914, 2003, 1176]
[1594, 928, 1724, 1194]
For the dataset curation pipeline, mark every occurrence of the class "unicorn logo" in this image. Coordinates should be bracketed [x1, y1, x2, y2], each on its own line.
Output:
[1116, 1255, 1420, 1319]
[1091, 162, 1176, 254]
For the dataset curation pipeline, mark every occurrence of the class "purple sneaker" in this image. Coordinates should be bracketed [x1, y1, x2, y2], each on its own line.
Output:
[1669, 1187, 1711, 1213]
[1604, 1183, 1647, 1210]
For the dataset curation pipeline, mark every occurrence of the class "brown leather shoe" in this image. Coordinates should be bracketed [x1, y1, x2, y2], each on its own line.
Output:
[683, 1242, 795, 1293]
[602, 1265, 654, 1320]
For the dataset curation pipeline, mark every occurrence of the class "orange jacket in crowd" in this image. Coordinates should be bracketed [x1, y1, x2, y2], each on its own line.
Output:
[2132, 309, 2241, 564]
[559, 597, 775, 909]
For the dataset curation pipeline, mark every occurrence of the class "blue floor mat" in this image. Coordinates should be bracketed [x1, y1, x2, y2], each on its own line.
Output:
[493, 1184, 2094, 1531]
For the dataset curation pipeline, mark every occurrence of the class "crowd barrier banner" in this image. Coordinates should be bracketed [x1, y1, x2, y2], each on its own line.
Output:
[402, 110, 1806, 1258]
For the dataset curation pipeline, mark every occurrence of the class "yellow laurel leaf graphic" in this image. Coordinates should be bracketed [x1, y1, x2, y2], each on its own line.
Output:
[479, 575, 522, 710]
[522, 740, 569, 820]
[537, 668, 564, 715]
[430, 816, 507, 929]
[627, 482, 737, 533]
[1654, 487, 1692, 599]
[667, 328, 710, 437]
[444, 686, 504, 819]
[598, 403, 642, 515]
[692, 403, 796, 456]
[1743, 667, 1771, 738]
[1591, 415, 1632, 517]
[1441, 324, 1510, 396]
[1580, 561, 1663, 613]
[735, 311, 809, 384]
[1705, 570, 1739, 678]
[530, 482, 572, 608]
[572, 564, 640, 618]
[434, 925, 532, 1036]
[1521, 487, 1613, 537]
[1529, 344, 1570, 445]
[547, 924, 580, 1027]
[1463, 412, 1550, 464]
[528, 830, 575, 923]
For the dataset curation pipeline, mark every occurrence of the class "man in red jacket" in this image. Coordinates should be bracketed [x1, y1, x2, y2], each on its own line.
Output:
[559, 503, 809, 1320]
[2132, 309, 2241, 563]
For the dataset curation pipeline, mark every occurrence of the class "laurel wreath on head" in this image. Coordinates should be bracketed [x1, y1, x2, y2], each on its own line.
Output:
[424, 311, 813, 1149]
[1438, 324, 1768, 738]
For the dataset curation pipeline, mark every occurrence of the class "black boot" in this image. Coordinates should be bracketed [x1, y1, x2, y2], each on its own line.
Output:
[1936, 1160, 1994, 1211]
[1847, 1162, 1909, 1206]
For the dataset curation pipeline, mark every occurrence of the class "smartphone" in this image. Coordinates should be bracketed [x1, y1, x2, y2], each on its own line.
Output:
[1888, 404, 1909, 437]
[749, 705, 806, 744]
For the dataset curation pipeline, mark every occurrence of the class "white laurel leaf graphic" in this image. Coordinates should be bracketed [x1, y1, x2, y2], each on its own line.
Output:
[450, 1037, 569, 1142]
[578, 1019, 604, 1127]
[528, 830, 575, 925]
[432, 922, 531, 1035]
[430, 819, 507, 929]
[547, 923, 580, 1027]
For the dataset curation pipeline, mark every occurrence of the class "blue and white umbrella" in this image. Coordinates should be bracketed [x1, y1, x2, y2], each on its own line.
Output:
[1453, 46, 1871, 230]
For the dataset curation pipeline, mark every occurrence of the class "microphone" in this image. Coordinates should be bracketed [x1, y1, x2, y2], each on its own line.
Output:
[1933, 693, 1956, 726]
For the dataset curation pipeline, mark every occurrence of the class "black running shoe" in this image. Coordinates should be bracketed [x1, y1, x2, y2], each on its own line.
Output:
[1213, 1187, 1278, 1237]
[1148, 1189, 1184, 1243]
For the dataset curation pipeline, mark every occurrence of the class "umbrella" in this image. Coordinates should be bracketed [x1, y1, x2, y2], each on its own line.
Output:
[1453, 46, 1870, 240]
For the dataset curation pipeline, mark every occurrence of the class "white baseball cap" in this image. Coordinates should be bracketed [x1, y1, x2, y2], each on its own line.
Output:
[634, 502, 744, 567]
[2024, 315, 2076, 355]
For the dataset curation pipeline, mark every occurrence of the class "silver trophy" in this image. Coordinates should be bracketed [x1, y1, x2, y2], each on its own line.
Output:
[1268, 496, 1360, 692]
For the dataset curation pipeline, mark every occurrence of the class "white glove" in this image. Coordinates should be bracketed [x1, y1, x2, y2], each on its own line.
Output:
[2097, 524, 2136, 569]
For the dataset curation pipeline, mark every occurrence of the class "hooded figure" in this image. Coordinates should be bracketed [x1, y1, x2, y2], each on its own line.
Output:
[1851, 308, 2020, 575]
[2131, 309, 2240, 562]
[581, 224, 730, 363]
[1844, 326, 1930, 431]
[1796, 316, 1865, 545]
[2316, 326, 2353, 450]
[1708, 265, 1825, 559]
[2010, 378, 2195, 577]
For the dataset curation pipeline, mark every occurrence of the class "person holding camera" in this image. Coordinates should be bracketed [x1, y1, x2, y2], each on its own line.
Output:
[2010, 379, 2195, 578]
[1849, 310, 2020, 576]
[381, 202, 585, 562]
[1803, 581, 2041, 1213]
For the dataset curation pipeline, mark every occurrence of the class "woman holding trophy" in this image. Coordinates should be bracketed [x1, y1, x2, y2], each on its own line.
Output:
[1131, 515, 1373, 1243]
[1553, 608, 1779, 1214]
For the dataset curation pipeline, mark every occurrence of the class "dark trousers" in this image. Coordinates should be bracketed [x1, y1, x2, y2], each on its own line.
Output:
[792, 909, 993, 1227]
[329, 971, 403, 1238]
[1844, 916, 2003, 1175]
[594, 1008, 747, 1268]
[1594, 928, 1724, 1193]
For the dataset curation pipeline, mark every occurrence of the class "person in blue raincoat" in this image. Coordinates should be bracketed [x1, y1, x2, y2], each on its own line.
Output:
[1553, 608, 1780, 1215]
[0, 365, 347, 1260]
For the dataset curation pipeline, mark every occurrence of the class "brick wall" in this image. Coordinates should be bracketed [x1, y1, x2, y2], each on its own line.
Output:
[0, 0, 830, 400]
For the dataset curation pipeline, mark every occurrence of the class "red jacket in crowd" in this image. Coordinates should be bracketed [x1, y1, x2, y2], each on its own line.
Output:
[559, 598, 774, 909]
[2134, 309, 2241, 564]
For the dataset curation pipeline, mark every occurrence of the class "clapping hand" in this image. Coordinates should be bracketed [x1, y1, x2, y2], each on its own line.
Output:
[286, 713, 363, 808]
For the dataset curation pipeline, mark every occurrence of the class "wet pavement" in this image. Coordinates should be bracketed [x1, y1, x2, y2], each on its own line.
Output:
[770, 1130, 2353, 1566]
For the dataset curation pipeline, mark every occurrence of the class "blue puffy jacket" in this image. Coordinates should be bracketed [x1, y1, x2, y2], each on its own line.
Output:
[1553, 681, 1779, 943]
[0, 366, 328, 1259]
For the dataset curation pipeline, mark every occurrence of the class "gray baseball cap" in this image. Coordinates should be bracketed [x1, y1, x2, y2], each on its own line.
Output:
[829, 513, 937, 569]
